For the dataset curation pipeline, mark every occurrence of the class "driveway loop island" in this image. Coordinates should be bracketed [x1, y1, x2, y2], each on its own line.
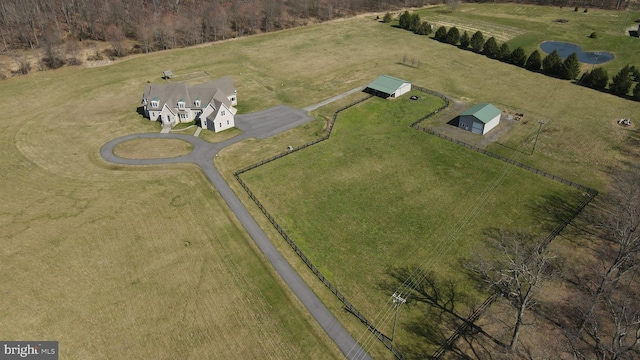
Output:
[101, 104, 373, 360]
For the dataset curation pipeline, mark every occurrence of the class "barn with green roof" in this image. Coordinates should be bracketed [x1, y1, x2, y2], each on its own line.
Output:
[458, 103, 501, 135]
[365, 75, 411, 99]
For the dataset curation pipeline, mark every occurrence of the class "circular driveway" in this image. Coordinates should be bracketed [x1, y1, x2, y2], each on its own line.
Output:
[100, 106, 371, 360]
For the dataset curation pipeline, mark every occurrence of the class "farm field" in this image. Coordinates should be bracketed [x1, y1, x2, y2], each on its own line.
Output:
[238, 91, 590, 355]
[1, 3, 639, 359]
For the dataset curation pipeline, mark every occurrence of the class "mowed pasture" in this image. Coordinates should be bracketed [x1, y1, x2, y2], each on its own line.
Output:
[1, 3, 639, 359]
[239, 91, 589, 354]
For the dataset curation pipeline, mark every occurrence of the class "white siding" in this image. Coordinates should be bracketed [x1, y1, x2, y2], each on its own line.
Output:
[395, 82, 411, 97]
[481, 115, 500, 135]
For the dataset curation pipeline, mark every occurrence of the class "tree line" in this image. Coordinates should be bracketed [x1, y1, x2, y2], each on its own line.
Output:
[394, 10, 640, 101]
[0, 0, 439, 52]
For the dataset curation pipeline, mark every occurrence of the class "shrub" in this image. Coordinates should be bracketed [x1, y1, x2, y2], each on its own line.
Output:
[574, 6, 579, 11]
[398, 11, 410, 30]
[584, 8, 588, 13]
[382, 12, 392, 23]
[589, 32, 597, 38]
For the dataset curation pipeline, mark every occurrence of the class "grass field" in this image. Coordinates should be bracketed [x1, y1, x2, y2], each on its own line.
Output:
[239, 90, 590, 354]
[1, 3, 640, 359]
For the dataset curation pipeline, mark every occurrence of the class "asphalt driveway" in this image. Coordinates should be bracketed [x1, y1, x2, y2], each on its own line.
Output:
[101, 106, 372, 360]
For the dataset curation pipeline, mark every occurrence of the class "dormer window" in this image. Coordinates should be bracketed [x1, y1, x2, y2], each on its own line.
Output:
[194, 99, 201, 107]
[178, 100, 185, 110]
[151, 100, 159, 108]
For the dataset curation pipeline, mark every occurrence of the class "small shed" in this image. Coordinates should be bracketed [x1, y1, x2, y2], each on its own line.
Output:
[163, 70, 173, 79]
[458, 103, 501, 135]
[365, 75, 411, 98]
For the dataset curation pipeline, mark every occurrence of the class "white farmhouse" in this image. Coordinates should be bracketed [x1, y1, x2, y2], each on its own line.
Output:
[141, 77, 238, 132]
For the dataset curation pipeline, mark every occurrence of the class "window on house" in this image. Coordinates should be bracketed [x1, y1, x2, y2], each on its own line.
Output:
[226, 120, 229, 125]
[221, 110, 226, 116]
[178, 101, 185, 110]
[151, 101, 158, 108]
[195, 100, 200, 107]
[219, 123, 222, 128]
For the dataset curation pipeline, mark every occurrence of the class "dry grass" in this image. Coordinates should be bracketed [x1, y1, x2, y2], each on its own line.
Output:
[2, 4, 640, 359]
[113, 138, 193, 159]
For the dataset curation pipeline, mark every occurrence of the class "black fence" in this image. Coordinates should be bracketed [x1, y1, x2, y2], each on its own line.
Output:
[408, 87, 599, 359]
[234, 94, 408, 359]
[234, 86, 598, 360]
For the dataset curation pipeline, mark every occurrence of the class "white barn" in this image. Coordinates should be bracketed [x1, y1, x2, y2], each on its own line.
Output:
[458, 103, 501, 135]
[365, 75, 411, 98]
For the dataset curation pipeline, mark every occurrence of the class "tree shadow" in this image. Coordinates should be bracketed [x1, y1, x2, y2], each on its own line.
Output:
[380, 266, 506, 358]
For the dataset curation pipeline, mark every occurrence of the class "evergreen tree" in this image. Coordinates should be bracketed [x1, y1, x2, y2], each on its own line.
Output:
[510, 47, 527, 67]
[580, 67, 609, 90]
[415, 21, 432, 36]
[382, 12, 392, 23]
[459, 31, 470, 49]
[560, 52, 581, 80]
[525, 50, 542, 71]
[482, 36, 499, 59]
[445, 27, 460, 45]
[498, 42, 511, 62]
[633, 82, 640, 101]
[542, 50, 563, 76]
[434, 26, 448, 42]
[410, 13, 421, 32]
[610, 64, 634, 97]
[470, 31, 484, 53]
[399, 11, 410, 30]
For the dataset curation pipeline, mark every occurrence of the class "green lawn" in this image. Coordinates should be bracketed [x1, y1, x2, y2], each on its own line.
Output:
[413, 4, 640, 75]
[240, 91, 589, 353]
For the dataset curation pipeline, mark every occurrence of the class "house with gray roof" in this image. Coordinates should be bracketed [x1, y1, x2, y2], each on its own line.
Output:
[458, 103, 501, 135]
[365, 75, 411, 98]
[141, 76, 238, 132]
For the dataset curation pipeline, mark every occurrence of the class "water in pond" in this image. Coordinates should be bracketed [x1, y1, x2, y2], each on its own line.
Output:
[540, 41, 614, 64]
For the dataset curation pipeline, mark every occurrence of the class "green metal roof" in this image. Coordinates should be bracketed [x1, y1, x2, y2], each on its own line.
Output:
[366, 75, 409, 95]
[461, 103, 501, 124]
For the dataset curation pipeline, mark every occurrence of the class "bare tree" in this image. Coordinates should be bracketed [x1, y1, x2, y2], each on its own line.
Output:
[466, 230, 554, 352]
[578, 165, 640, 335]
[105, 24, 126, 57]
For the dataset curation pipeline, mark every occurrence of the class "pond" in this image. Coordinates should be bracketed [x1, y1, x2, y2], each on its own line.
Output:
[540, 41, 614, 65]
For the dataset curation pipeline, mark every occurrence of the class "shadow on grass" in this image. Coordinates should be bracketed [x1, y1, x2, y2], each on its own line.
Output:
[379, 266, 506, 358]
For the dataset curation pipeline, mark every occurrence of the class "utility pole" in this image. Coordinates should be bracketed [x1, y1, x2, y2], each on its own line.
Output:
[391, 292, 407, 342]
[531, 120, 546, 155]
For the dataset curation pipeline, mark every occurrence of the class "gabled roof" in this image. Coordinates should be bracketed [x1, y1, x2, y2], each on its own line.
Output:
[194, 76, 236, 97]
[142, 77, 236, 111]
[366, 75, 410, 95]
[461, 103, 501, 124]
